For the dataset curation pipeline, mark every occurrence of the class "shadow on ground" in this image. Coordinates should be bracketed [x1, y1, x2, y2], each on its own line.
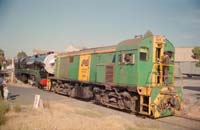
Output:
[183, 76, 200, 80]
[184, 86, 200, 91]
[9, 94, 20, 100]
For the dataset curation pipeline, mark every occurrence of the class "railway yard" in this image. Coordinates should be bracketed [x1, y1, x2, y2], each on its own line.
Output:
[1, 1, 200, 130]
[0, 77, 199, 130]
[1, 34, 199, 130]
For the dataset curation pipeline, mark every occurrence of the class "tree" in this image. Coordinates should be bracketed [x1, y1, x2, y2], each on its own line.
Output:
[0, 49, 5, 69]
[144, 30, 153, 38]
[192, 47, 200, 67]
[0, 49, 5, 63]
[17, 51, 27, 59]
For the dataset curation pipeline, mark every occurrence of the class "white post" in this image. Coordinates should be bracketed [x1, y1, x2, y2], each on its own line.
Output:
[33, 95, 40, 109]
[11, 58, 14, 83]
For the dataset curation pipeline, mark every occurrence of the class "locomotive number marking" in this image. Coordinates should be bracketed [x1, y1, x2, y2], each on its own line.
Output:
[78, 55, 91, 81]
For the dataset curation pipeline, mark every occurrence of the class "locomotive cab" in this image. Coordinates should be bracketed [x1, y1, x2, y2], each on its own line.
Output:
[136, 35, 182, 118]
[115, 35, 182, 118]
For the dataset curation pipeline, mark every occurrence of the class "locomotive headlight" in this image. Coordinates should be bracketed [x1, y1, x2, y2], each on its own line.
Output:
[170, 96, 180, 110]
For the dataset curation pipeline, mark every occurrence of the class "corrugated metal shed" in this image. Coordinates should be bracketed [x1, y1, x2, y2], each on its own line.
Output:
[175, 47, 196, 62]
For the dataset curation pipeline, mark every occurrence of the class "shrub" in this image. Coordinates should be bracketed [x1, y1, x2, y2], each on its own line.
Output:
[0, 111, 6, 125]
[0, 100, 9, 114]
[0, 99, 9, 125]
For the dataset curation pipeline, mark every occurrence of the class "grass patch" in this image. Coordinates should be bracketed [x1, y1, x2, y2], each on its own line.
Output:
[0, 99, 9, 125]
[13, 104, 21, 113]
[0, 109, 6, 125]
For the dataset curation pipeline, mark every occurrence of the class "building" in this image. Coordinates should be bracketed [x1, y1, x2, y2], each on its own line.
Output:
[175, 47, 196, 62]
[174, 47, 200, 77]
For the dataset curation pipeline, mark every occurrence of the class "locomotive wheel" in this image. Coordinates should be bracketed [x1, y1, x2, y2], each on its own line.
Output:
[118, 99, 125, 109]
[100, 93, 109, 106]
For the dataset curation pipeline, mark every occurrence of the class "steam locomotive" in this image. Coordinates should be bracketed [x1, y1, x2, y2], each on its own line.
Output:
[15, 52, 56, 87]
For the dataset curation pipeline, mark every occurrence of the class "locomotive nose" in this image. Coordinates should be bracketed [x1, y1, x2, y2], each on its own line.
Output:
[150, 87, 182, 118]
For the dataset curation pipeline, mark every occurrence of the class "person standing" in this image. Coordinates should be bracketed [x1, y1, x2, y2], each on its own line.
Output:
[3, 85, 9, 100]
[0, 75, 4, 99]
[162, 52, 170, 86]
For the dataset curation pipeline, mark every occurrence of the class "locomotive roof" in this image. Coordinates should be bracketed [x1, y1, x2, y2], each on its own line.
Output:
[116, 37, 143, 51]
[58, 45, 116, 57]
[57, 37, 144, 57]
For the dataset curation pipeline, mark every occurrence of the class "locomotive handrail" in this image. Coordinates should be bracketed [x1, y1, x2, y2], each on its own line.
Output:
[147, 63, 174, 87]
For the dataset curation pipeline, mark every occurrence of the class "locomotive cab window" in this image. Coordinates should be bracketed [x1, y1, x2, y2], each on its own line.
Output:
[119, 53, 135, 64]
[140, 47, 148, 61]
[165, 51, 174, 63]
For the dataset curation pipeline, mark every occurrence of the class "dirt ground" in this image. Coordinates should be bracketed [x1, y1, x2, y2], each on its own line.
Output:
[175, 77, 200, 119]
[2, 101, 196, 130]
[0, 77, 200, 130]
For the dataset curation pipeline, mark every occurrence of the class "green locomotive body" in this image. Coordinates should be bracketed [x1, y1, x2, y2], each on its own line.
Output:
[48, 35, 182, 118]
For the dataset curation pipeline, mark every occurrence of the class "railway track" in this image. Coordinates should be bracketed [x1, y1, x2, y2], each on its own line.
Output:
[157, 115, 200, 130]
[174, 114, 200, 122]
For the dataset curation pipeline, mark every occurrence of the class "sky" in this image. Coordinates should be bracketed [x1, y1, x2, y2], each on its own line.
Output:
[0, 0, 200, 58]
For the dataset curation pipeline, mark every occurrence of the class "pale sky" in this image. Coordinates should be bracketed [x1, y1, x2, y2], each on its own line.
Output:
[0, 0, 200, 58]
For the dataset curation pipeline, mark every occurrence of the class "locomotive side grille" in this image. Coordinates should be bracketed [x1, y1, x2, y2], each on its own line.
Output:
[59, 57, 69, 79]
[105, 65, 114, 83]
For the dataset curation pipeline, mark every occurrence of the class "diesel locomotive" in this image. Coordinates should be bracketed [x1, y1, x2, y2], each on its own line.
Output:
[47, 34, 183, 118]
